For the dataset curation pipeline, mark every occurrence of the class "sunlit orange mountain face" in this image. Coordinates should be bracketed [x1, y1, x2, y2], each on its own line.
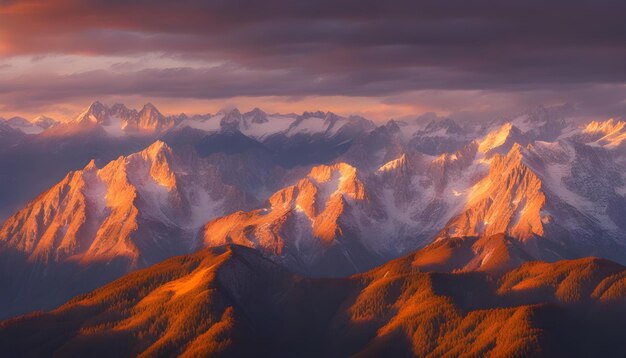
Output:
[2, 1, 626, 357]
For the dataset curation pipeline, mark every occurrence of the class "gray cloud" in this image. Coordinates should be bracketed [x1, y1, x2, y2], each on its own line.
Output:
[0, 0, 625, 118]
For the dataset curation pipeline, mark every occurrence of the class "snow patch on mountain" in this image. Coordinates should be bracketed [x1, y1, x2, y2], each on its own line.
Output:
[241, 114, 297, 139]
[288, 116, 329, 136]
[3, 116, 56, 134]
[581, 119, 626, 147]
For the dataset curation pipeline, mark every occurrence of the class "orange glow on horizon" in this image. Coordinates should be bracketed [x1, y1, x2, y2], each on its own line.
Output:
[0, 96, 442, 123]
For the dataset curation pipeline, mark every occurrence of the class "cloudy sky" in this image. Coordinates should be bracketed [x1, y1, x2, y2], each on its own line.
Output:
[1, 0, 625, 121]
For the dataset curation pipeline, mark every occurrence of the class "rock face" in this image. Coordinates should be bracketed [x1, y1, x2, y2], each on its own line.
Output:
[73, 101, 178, 135]
[1, 116, 56, 135]
[32, 116, 58, 130]
[201, 116, 626, 275]
[439, 138, 626, 264]
[200, 147, 486, 276]
[0, 141, 254, 317]
[572, 118, 626, 147]
[0, 244, 624, 357]
[442, 143, 547, 240]
[3, 102, 626, 321]
[202, 163, 374, 276]
[201, 124, 626, 275]
[0, 141, 243, 265]
[408, 117, 476, 155]
[0, 102, 375, 219]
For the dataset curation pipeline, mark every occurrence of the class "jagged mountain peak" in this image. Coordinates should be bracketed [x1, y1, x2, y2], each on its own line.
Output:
[109, 102, 129, 111]
[130, 140, 178, 190]
[244, 107, 267, 117]
[408, 117, 475, 155]
[478, 122, 527, 155]
[501, 105, 574, 141]
[221, 107, 273, 131]
[440, 142, 546, 240]
[437, 132, 626, 266]
[2, 115, 56, 134]
[584, 118, 624, 133]
[0, 139, 268, 317]
[219, 108, 244, 130]
[383, 119, 402, 133]
[69, 101, 177, 134]
[302, 110, 326, 118]
[138, 104, 163, 119]
[497, 141, 526, 161]
[377, 153, 409, 174]
[87, 100, 106, 112]
[309, 161, 356, 181]
[202, 161, 369, 273]
[5, 107, 626, 327]
[135, 103, 168, 128]
[307, 162, 366, 200]
[83, 159, 98, 172]
[216, 107, 240, 115]
[243, 107, 268, 124]
[424, 117, 463, 133]
[74, 101, 110, 124]
[246, 107, 265, 115]
[5, 116, 29, 125]
[141, 140, 172, 159]
[32, 115, 58, 129]
[0, 139, 241, 266]
[324, 111, 342, 122]
[140, 102, 159, 112]
[109, 103, 137, 120]
[578, 118, 626, 147]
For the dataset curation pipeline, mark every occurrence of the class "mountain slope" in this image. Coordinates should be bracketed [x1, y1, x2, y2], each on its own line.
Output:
[200, 148, 484, 276]
[201, 125, 626, 276]
[73, 101, 177, 136]
[0, 141, 256, 318]
[0, 102, 377, 220]
[0, 245, 624, 357]
[439, 139, 626, 264]
[4, 102, 626, 321]
[0, 120, 25, 149]
[202, 162, 376, 276]
[0, 111, 158, 220]
[1, 116, 57, 135]
[408, 117, 476, 155]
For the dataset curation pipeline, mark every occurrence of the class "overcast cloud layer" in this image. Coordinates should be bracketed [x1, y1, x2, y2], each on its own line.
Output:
[1, 0, 625, 121]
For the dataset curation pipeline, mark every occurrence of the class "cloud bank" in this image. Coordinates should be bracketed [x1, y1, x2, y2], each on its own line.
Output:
[1, 0, 625, 120]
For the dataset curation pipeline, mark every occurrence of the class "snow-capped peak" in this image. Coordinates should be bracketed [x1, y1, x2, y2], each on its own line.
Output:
[219, 108, 243, 130]
[83, 159, 98, 172]
[581, 118, 626, 147]
[142, 140, 172, 160]
[583, 118, 624, 134]
[245, 107, 268, 124]
[424, 117, 464, 134]
[74, 101, 109, 124]
[32, 116, 58, 129]
[4, 115, 54, 134]
[70, 101, 177, 135]
[478, 123, 528, 155]
[378, 153, 408, 173]
[131, 102, 173, 132]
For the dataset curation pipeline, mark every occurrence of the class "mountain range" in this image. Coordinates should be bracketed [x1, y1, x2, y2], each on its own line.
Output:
[0, 244, 624, 357]
[1, 102, 626, 355]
